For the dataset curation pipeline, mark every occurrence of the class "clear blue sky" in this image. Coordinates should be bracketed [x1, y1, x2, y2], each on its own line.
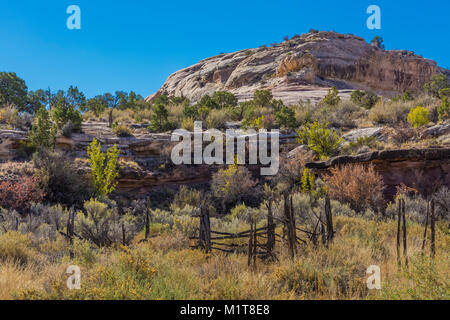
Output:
[1, 0, 449, 98]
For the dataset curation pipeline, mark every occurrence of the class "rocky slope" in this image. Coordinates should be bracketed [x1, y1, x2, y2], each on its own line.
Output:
[147, 30, 450, 105]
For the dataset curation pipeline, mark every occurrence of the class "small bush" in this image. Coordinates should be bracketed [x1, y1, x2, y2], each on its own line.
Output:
[325, 164, 385, 212]
[0, 232, 34, 265]
[407, 106, 429, 128]
[0, 176, 45, 213]
[113, 124, 134, 137]
[296, 121, 342, 159]
[369, 99, 412, 124]
[211, 164, 257, 211]
[33, 149, 92, 207]
[319, 86, 340, 107]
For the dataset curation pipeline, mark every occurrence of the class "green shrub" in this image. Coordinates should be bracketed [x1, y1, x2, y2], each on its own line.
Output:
[296, 121, 342, 159]
[275, 106, 297, 129]
[51, 101, 83, 131]
[407, 106, 429, 128]
[438, 97, 450, 121]
[320, 86, 340, 107]
[29, 106, 57, 150]
[149, 103, 171, 132]
[211, 91, 237, 109]
[350, 90, 379, 109]
[424, 74, 449, 98]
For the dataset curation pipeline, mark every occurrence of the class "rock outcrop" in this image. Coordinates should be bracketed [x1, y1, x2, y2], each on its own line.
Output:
[147, 30, 450, 105]
[306, 148, 450, 199]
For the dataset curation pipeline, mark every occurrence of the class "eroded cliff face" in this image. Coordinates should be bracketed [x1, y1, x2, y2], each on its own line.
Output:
[147, 31, 450, 105]
[306, 148, 450, 200]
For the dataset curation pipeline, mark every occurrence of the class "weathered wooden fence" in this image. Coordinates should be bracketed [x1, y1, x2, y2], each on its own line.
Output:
[191, 194, 336, 267]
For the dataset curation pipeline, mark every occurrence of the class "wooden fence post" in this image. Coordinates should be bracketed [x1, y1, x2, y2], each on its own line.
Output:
[430, 200, 436, 259]
[284, 193, 295, 259]
[266, 200, 275, 255]
[199, 205, 212, 253]
[401, 199, 408, 266]
[290, 196, 297, 254]
[248, 222, 253, 267]
[145, 197, 151, 240]
[68, 209, 75, 259]
[422, 200, 430, 251]
[325, 196, 334, 244]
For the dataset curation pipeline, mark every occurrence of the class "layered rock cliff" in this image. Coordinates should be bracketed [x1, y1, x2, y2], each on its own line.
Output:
[147, 31, 450, 105]
[306, 148, 450, 200]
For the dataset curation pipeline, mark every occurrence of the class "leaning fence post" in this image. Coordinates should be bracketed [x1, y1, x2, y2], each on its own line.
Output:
[430, 200, 436, 259]
[325, 196, 334, 244]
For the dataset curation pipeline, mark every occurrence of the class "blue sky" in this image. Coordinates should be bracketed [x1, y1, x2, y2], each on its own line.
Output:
[0, 0, 449, 98]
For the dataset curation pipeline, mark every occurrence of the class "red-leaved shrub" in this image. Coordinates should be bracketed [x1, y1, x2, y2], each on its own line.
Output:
[325, 164, 385, 212]
[0, 176, 45, 213]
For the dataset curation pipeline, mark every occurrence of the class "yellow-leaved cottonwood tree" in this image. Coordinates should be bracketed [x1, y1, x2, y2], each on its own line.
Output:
[87, 138, 120, 198]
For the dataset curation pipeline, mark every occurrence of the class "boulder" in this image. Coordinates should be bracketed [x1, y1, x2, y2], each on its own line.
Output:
[342, 127, 383, 143]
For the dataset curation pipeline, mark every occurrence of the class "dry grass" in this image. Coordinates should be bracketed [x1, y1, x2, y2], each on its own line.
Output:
[0, 215, 447, 300]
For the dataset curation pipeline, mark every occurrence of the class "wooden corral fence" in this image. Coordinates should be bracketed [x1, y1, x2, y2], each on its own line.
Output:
[191, 195, 336, 267]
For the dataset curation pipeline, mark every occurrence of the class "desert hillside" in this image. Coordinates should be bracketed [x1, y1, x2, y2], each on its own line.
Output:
[148, 30, 450, 105]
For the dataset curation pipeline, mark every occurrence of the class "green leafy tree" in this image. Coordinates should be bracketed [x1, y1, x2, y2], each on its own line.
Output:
[253, 90, 273, 108]
[212, 91, 237, 109]
[407, 106, 429, 128]
[198, 95, 219, 109]
[438, 97, 450, 121]
[182, 104, 199, 119]
[424, 74, 449, 98]
[320, 86, 340, 107]
[87, 138, 120, 198]
[149, 103, 170, 132]
[29, 106, 57, 150]
[85, 96, 108, 117]
[296, 121, 342, 159]
[27, 89, 47, 114]
[0, 72, 28, 111]
[275, 105, 297, 129]
[52, 97, 83, 130]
